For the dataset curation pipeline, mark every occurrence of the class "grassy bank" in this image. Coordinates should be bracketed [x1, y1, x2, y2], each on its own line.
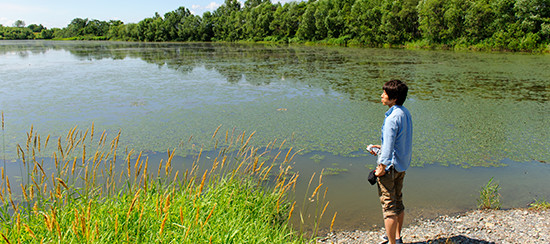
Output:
[0, 124, 324, 243]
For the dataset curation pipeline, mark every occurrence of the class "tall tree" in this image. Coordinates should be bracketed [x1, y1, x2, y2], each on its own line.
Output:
[270, 2, 306, 39]
[64, 18, 89, 37]
[417, 0, 447, 42]
[514, 0, 550, 34]
[296, 2, 317, 40]
[163, 7, 193, 40]
[212, 0, 243, 41]
[13, 20, 26, 28]
[350, 0, 384, 45]
[198, 12, 215, 41]
[27, 24, 45, 32]
[464, 0, 495, 41]
[443, 0, 469, 41]
[243, 1, 275, 40]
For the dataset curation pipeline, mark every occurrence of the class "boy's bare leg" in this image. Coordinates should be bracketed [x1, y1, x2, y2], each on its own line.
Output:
[384, 216, 398, 244]
[396, 212, 404, 239]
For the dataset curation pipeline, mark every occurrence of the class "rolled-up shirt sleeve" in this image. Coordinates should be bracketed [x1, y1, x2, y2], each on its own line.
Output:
[378, 115, 397, 168]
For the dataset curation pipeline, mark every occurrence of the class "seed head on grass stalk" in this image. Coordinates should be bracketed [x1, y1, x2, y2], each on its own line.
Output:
[197, 170, 208, 198]
[212, 124, 222, 140]
[310, 183, 323, 200]
[20, 184, 29, 202]
[202, 203, 217, 228]
[159, 212, 169, 236]
[56, 178, 69, 190]
[114, 214, 119, 235]
[287, 201, 296, 222]
[134, 151, 142, 177]
[240, 131, 255, 153]
[16, 213, 20, 232]
[330, 211, 337, 233]
[194, 204, 201, 225]
[166, 148, 176, 175]
[127, 188, 141, 219]
[23, 223, 36, 239]
[0, 189, 5, 203]
[319, 200, 329, 219]
[6, 176, 11, 195]
[278, 139, 286, 151]
[163, 193, 171, 213]
[126, 149, 133, 178]
[157, 159, 163, 177]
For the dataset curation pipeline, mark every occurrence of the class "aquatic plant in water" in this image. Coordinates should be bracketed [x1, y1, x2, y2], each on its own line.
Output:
[321, 168, 349, 176]
[528, 199, 550, 210]
[2, 41, 549, 169]
[477, 177, 501, 210]
[310, 154, 325, 163]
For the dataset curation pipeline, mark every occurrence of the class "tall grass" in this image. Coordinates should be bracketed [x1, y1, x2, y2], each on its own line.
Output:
[1, 111, 4, 171]
[0, 123, 327, 243]
[477, 177, 501, 210]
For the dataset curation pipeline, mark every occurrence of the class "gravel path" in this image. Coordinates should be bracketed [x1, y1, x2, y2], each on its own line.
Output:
[318, 209, 549, 244]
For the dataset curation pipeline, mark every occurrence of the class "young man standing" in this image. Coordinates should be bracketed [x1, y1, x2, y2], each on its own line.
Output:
[369, 80, 412, 244]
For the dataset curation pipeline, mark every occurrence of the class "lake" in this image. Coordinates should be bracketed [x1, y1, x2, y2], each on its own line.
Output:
[0, 40, 549, 231]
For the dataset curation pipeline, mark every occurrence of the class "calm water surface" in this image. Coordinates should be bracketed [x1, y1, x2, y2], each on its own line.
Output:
[0, 40, 549, 231]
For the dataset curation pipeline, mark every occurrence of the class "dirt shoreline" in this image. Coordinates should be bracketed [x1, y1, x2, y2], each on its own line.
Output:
[317, 209, 549, 244]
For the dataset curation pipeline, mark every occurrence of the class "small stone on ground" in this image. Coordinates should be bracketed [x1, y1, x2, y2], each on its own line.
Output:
[318, 209, 549, 244]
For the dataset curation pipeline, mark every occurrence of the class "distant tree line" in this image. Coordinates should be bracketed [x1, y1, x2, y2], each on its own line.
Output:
[1, 0, 549, 51]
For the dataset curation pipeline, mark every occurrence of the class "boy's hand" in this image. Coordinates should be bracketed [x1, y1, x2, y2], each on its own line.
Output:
[368, 145, 381, 155]
[375, 164, 386, 177]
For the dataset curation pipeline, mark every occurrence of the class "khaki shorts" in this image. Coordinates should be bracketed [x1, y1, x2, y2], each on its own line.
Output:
[377, 167, 406, 219]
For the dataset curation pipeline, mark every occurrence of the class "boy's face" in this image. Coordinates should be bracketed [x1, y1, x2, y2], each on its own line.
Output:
[381, 90, 397, 107]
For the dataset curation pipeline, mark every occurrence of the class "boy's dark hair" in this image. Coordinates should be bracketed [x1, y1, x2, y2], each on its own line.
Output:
[383, 79, 408, 105]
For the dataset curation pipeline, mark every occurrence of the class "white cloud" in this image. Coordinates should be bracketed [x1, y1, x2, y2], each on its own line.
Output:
[188, 0, 302, 15]
[275, 0, 296, 3]
[0, 17, 14, 27]
[191, 2, 222, 13]
[206, 2, 222, 11]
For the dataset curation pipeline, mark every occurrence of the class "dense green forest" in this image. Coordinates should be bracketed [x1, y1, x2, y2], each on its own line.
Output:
[1, 0, 549, 51]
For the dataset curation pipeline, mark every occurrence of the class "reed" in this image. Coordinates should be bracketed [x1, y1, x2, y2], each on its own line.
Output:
[1, 111, 5, 171]
[0, 124, 323, 243]
[296, 169, 330, 239]
[330, 211, 337, 233]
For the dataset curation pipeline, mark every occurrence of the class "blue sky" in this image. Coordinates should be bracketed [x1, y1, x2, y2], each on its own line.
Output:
[0, 0, 297, 28]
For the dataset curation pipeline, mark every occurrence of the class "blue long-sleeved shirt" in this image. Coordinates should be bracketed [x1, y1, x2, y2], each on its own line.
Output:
[378, 105, 413, 172]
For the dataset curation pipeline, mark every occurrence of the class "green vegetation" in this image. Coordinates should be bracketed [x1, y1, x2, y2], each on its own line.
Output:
[528, 199, 550, 210]
[2, 0, 549, 52]
[0, 124, 326, 243]
[477, 177, 501, 210]
[1, 41, 549, 168]
[322, 168, 349, 176]
[309, 154, 325, 163]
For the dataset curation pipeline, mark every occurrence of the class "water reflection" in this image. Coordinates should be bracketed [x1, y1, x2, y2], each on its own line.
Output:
[2, 41, 548, 102]
[0, 40, 548, 166]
